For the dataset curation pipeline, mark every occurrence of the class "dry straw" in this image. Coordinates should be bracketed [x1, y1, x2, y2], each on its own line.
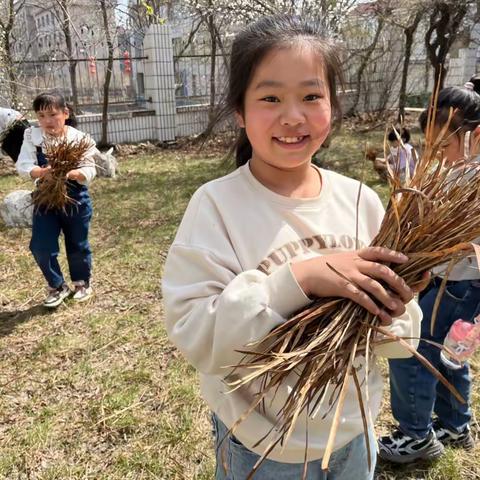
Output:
[227, 89, 480, 478]
[32, 137, 92, 211]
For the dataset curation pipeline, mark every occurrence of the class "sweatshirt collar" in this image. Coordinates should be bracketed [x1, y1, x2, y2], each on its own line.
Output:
[240, 161, 332, 210]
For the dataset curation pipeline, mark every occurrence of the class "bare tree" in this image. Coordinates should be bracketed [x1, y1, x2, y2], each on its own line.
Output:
[0, 0, 25, 106]
[425, 1, 473, 89]
[379, 0, 427, 119]
[346, 14, 385, 115]
[99, 0, 115, 147]
[54, 0, 80, 111]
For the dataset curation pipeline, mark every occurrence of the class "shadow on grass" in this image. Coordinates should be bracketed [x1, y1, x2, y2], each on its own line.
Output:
[376, 457, 441, 479]
[0, 305, 52, 336]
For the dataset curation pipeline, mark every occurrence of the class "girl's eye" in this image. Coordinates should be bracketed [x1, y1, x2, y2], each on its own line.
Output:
[305, 94, 322, 101]
[261, 96, 279, 103]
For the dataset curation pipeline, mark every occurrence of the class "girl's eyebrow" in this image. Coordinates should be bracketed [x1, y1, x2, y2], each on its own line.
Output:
[255, 79, 325, 90]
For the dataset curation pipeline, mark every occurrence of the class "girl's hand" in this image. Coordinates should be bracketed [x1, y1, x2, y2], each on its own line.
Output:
[30, 166, 51, 179]
[66, 169, 85, 182]
[291, 247, 414, 325]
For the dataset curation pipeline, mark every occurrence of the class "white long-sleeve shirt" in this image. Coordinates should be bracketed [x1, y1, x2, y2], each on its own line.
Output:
[162, 162, 422, 463]
[16, 126, 96, 185]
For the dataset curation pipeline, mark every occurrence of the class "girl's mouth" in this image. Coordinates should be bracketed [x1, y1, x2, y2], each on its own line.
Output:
[273, 135, 309, 148]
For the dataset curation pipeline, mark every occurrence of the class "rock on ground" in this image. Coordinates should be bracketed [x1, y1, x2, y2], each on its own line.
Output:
[0, 190, 34, 228]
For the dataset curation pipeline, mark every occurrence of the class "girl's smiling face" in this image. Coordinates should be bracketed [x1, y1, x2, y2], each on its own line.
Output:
[36, 106, 69, 137]
[237, 45, 332, 174]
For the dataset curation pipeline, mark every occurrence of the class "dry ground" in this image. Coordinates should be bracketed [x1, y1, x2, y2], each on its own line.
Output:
[0, 129, 478, 479]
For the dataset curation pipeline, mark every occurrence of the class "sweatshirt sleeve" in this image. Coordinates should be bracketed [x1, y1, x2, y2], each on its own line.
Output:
[16, 128, 37, 178]
[163, 246, 311, 376]
[75, 132, 96, 185]
[373, 299, 422, 358]
[162, 189, 311, 376]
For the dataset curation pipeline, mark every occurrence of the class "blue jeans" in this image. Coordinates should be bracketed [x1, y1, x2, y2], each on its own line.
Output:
[212, 414, 376, 480]
[30, 199, 93, 289]
[389, 278, 480, 439]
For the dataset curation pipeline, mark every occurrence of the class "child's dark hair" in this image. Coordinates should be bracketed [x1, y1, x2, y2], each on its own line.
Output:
[419, 76, 480, 134]
[215, 14, 344, 167]
[388, 127, 410, 143]
[32, 91, 78, 128]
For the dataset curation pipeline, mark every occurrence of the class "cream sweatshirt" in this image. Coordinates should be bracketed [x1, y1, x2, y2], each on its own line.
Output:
[16, 126, 96, 185]
[162, 163, 422, 463]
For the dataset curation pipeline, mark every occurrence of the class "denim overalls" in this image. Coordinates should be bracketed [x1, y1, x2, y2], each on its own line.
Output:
[30, 146, 93, 288]
[388, 277, 480, 438]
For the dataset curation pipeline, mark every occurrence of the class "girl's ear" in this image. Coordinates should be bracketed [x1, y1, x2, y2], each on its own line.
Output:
[235, 111, 245, 128]
[64, 108, 70, 119]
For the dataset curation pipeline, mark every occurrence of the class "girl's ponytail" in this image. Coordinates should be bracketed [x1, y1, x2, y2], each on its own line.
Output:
[235, 129, 252, 167]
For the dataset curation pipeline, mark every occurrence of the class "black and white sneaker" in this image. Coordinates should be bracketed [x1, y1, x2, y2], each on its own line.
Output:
[43, 283, 71, 308]
[378, 428, 444, 464]
[433, 420, 475, 450]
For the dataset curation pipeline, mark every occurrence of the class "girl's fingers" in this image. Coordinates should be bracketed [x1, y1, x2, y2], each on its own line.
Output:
[343, 282, 381, 317]
[343, 282, 393, 325]
[378, 309, 393, 326]
[357, 260, 413, 303]
[354, 274, 407, 315]
[358, 246, 409, 265]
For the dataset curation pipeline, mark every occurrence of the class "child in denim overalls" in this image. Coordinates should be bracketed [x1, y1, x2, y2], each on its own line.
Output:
[378, 80, 480, 463]
[16, 92, 96, 307]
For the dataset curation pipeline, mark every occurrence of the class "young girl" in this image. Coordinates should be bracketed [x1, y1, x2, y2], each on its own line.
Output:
[386, 127, 416, 180]
[379, 80, 480, 463]
[16, 92, 96, 308]
[162, 15, 422, 479]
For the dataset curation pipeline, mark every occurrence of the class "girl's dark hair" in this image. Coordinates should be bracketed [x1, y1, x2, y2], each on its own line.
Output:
[419, 77, 480, 134]
[215, 14, 344, 167]
[32, 91, 78, 128]
[388, 127, 410, 143]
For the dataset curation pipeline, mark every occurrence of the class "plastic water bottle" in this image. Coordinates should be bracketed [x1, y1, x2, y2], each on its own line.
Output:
[440, 317, 480, 369]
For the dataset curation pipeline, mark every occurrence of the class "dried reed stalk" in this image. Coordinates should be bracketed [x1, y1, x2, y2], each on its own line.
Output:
[228, 91, 480, 478]
[32, 137, 92, 211]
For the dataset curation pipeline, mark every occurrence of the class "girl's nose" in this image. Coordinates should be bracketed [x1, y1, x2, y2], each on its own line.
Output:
[280, 102, 305, 126]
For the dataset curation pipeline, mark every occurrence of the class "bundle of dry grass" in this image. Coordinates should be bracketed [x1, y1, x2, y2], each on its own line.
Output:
[228, 98, 480, 476]
[32, 137, 92, 211]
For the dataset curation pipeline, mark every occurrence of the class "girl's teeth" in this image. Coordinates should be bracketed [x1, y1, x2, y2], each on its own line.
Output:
[277, 136, 304, 143]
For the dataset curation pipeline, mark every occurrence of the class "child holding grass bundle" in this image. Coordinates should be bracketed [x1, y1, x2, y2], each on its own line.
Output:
[378, 79, 480, 463]
[386, 127, 416, 181]
[162, 15, 423, 479]
[16, 91, 96, 308]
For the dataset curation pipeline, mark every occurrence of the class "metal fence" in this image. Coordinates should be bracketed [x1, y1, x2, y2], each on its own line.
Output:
[14, 49, 148, 114]
[3, 20, 476, 146]
[173, 37, 229, 108]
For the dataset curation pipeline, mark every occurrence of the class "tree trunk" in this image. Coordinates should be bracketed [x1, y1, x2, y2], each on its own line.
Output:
[398, 11, 423, 121]
[348, 18, 384, 116]
[425, 2, 468, 90]
[100, 0, 114, 147]
[60, 0, 78, 111]
[207, 12, 216, 122]
[1, 0, 18, 106]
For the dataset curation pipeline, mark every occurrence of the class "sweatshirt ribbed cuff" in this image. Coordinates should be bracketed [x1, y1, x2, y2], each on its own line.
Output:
[264, 263, 311, 319]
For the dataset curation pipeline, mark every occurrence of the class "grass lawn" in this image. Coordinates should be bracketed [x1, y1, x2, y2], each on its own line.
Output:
[0, 130, 478, 479]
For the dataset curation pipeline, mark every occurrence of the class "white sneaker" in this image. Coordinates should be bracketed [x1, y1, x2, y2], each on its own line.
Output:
[72, 282, 93, 302]
[43, 284, 71, 308]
